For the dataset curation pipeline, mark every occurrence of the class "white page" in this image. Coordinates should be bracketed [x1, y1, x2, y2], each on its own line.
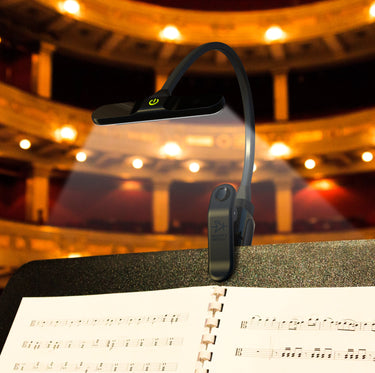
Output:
[0, 286, 214, 373]
[210, 286, 375, 373]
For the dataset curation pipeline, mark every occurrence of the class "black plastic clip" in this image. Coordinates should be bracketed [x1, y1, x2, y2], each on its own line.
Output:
[208, 184, 236, 281]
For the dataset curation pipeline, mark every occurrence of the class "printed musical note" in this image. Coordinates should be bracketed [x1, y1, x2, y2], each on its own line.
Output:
[21, 337, 184, 351]
[234, 346, 375, 362]
[29, 313, 188, 329]
[12, 361, 178, 372]
[240, 315, 375, 332]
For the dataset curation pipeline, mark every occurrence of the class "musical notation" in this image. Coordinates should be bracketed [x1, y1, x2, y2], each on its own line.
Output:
[29, 313, 188, 329]
[21, 337, 184, 351]
[240, 316, 375, 332]
[12, 361, 178, 372]
[234, 347, 375, 362]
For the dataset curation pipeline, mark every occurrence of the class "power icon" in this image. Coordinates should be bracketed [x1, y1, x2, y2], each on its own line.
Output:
[148, 98, 159, 106]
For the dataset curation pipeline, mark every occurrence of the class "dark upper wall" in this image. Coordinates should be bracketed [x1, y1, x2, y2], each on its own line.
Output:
[52, 52, 155, 110]
[0, 43, 32, 92]
[289, 59, 375, 119]
[138, 0, 325, 11]
[1, 42, 375, 121]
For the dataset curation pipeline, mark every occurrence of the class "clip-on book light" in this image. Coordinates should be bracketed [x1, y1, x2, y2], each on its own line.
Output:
[92, 42, 255, 281]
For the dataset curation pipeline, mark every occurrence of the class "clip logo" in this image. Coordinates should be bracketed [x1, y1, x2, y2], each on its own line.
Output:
[212, 220, 226, 234]
[148, 98, 159, 106]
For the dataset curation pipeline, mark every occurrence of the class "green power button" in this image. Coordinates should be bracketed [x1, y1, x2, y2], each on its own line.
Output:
[148, 98, 159, 106]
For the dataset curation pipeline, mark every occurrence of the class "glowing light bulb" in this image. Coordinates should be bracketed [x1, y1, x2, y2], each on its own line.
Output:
[76, 151, 87, 162]
[160, 25, 180, 41]
[304, 159, 316, 170]
[362, 151, 373, 162]
[265, 26, 284, 41]
[253, 163, 257, 172]
[189, 162, 200, 173]
[161, 142, 181, 157]
[62, 0, 80, 15]
[19, 139, 31, 150]
[269, 142, 290, 157]
[132, 158, 144, 169]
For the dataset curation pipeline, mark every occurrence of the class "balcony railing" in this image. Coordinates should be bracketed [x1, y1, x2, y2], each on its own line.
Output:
[1, 218, 375, 288]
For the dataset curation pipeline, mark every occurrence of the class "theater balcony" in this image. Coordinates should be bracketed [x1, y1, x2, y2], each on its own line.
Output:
[0, 0, 374, 288]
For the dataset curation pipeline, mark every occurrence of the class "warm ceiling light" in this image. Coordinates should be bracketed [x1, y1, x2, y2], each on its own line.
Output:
[161, 142, 182, 157]
[132, 158, 144, 169]
[56, 125, 77, 142]
[253, 163, 257, 172]
[304, 158, 316, 170]
[269, 142, 290, 157]
[362, 151, 373, 162]
[121, 181, 142, 191]
[76, 151, 87, 162]
[311, 179, 335, 191]
[265, 26, 284, 41]
[160, 25, 181, 41]
[62, 0, 80, 15]
[189, 161, 200, 173]
[19, 139, 31, 150]
[370, 3, 375, 17]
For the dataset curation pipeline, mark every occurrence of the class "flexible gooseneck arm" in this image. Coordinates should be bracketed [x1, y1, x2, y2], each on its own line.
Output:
[91, 42, 255, 281]
[160, 42, 255, 203]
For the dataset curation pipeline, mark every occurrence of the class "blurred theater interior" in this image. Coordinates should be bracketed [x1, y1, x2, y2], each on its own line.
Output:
[0, 0, 375, 288]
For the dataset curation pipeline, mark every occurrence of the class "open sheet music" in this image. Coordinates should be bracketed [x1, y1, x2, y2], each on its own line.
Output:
[0, 286, 374, 372]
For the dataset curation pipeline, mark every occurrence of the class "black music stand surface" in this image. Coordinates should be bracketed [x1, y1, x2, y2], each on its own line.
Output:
[1, 239, 374, 352]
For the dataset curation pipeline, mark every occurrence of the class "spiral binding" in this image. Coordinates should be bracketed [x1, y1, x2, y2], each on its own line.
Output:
[195, 287, 226, 373]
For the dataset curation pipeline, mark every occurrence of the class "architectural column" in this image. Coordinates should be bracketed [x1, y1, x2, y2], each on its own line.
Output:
[155, 70, 169, 92]
[275, 178, 294, 233]
[31, 41, 55, 98]
[25, 164, 51, 224]
[152, 181, 170, 233]
[272, 70, 289, 122]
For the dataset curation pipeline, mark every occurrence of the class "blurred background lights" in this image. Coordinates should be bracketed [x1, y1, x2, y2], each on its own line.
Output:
[362, 151, 373, 162]
[56, 125, 77, 142]
[62, 0, 80, 15]
[304, 158, 316, 169]
[311, 179, 335, 191]
[253, 163, 257, 172]
[75, 151, 87, 162]
[160, 25, 180, 41]
[370, 3, 375, 17]
[188, 161, 200, 173]
[121, 181, 142, 191]
[269, 142, 290, 157]
[265, 26, 284, 41]
[132, 158, 144, 169]
[161, 142, 182, 157]
[19, 139, 31, 150]
[68, 253, 81, 258]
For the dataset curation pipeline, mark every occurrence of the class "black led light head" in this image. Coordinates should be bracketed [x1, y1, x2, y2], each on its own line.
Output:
[92, 92, 225, 125]
[92, 42, 256, 282]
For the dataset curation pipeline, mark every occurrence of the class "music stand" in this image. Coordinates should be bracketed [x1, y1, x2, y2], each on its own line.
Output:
[1, 239, 375, 352]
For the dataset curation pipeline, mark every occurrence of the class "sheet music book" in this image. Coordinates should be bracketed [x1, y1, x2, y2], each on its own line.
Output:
[0, 286, 375, 372]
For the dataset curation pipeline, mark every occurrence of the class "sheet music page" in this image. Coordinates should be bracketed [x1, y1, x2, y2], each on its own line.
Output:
[0, 286, 213, 373]
[211, 286, 375, 373]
